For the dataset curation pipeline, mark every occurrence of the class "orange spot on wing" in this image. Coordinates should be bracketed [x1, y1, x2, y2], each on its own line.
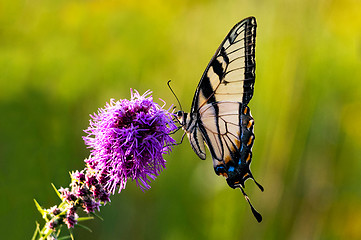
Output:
[247, 135, 254, 146]
[243, 173, 249, 179]
[243, 107, 248, 115]
[220, 172, 228, 178]
[246, 153, 251, 162]
[235, 139, 241, 148]
[224, 156, 231, 164]
[247, 119, 254, 129]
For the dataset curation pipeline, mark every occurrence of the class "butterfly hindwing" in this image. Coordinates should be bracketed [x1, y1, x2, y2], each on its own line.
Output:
[197, 102, 256, 187]
[188, 122, 207, 160]
[198, 102, 242, 162]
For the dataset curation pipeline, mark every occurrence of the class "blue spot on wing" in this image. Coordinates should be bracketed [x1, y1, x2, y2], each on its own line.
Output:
[228, 166, 235, 173]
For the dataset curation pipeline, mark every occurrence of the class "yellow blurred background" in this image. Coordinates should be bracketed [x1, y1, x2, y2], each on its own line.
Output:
[1, 0, 361, 239]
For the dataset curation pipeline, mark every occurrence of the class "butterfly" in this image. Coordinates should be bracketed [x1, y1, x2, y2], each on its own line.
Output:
[177, 16, 263, 222]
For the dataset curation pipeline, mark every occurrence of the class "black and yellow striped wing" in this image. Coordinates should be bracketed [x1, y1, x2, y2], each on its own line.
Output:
[184, 17, 263, 222]
[191, 16, 256, 113]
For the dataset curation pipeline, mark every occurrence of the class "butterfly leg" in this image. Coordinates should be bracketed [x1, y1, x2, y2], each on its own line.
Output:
[165, 131, 187, 147]
[169, 125, 182, 135]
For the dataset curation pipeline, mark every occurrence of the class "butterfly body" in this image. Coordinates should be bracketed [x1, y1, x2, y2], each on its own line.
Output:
[177, 16, 263, 222]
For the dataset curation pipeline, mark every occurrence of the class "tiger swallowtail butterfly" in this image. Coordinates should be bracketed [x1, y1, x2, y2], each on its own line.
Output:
[177, 16, 263, 222]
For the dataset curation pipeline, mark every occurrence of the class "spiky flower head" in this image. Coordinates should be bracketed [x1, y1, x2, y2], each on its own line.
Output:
[83, 89, 177, 194]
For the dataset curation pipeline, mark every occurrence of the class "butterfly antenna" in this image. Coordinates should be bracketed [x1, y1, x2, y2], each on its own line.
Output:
[167, 80, 183, 112]
[238, 185, 262, 223]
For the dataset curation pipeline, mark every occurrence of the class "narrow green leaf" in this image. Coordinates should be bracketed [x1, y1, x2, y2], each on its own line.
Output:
[58, 236, 72, 240]
[51, 183, 62, 200]
[31, 222, 41, 240]
[91, 212, 104, 221]
[55, 226, 62, 238]
[77, 223, 93, 233]
[69, 229, 74, 240]
[77, 216, 94, 222]
[43, 229, 54, 239]
[34, 199, 45, 215]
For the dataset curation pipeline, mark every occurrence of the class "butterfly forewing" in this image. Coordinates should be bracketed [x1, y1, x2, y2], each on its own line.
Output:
[191, 17, 256, 112]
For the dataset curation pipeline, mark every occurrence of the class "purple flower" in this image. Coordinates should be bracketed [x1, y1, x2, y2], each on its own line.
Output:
[46, 218, 60, 230]
[49, 206, 61, 216]
[63, 212, 78, 229]
[59, 187, 76, 202]
[82, 197, 101, 213]
[83, 89, 177, 193]
[71, 170, 85, 182]
[57, 169, 111, 219]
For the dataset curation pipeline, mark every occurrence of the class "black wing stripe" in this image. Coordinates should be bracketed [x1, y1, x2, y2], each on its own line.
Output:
[213, 103, 225, 159]
[199, 76, 216, 105]
[200, 127, 222, 160]
[219, 48, 230, 65]
[192, 126, 201, 150]
[188, 123, 207, 160]
[197, 106, 220, 160]
[211, 59, 225, 80]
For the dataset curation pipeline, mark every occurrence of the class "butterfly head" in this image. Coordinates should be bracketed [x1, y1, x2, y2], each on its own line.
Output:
[176, 110, 187, 126]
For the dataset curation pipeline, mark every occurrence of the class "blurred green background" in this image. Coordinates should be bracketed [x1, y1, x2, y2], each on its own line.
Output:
[1, 0, 361, 239]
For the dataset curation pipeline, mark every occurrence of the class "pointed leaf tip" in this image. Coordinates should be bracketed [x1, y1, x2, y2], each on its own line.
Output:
[51, 183, 62, 199]
[91, 212, 104, 221]
[33, 199, 44, 215]
[77, 223, 93, 233]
